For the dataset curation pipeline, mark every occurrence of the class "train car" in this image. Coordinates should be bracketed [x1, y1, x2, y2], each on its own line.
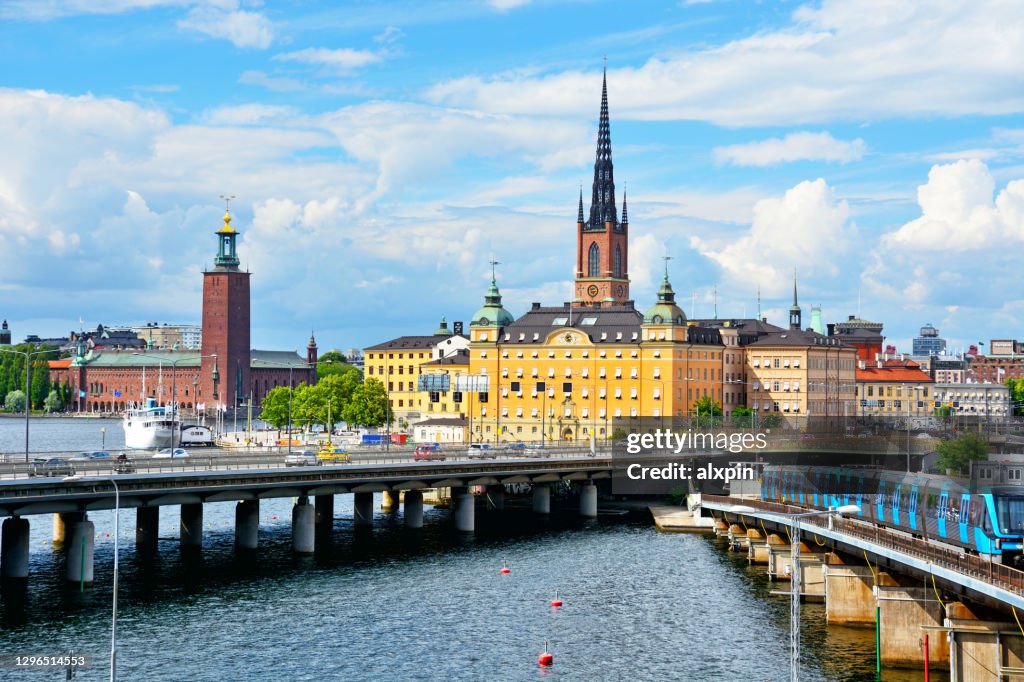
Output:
[762, 465, 1024, 564]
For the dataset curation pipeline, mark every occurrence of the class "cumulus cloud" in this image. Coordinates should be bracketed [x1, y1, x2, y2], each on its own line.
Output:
[274, 47, 382, 71]
[177, 2, 274, 49]
[691, 179, 853, 296]
[712, 132, 866, 166]
[882, 159, 1024, 250]
[427, 1, 1024, 126]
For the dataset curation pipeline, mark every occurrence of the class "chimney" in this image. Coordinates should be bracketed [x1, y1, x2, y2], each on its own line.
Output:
[858, 360, 865, 370]
[827, 323, 835, 337]
[531, 302, 541, 310]
[849, 315, 855, 321]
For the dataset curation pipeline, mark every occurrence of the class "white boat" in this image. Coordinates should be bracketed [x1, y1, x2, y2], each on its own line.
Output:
[123, 398, 180, 449]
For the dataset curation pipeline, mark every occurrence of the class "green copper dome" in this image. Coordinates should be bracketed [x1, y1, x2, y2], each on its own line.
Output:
[643, 271, 686, 325]
[471, 276, 515, 328]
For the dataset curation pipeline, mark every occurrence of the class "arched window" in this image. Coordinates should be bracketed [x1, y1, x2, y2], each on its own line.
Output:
[588, 242, 600, 277]
[614, 245, 622, 278]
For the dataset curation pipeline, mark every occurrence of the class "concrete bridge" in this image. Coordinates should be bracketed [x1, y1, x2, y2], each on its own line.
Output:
[700, 494, 1024, 680]
[0, 452, 614, 587]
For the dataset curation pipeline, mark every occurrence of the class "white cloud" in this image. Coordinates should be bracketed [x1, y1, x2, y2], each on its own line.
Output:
[427, 1, 1024, 125]
[882, 159, 1024, 250]
[0, 0, 189, 20]
[488, 0, 532, 10]
[712, 131, 866, 166]
[178, 3, 274, 49]
[238, 70, 304, 92]
[691, 178, 853, 296]
[202, 104, 299, 126]
[274, 47, 382, 71]
[926, 148, 1001, 162]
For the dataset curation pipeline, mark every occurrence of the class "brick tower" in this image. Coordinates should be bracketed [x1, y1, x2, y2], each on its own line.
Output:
[200, 208, 250, 410]
[575, 67, 629, 307]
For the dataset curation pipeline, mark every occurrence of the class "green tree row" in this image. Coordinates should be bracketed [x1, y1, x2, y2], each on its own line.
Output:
[0, 343, 62, 411]
[259, 370, 389, 431]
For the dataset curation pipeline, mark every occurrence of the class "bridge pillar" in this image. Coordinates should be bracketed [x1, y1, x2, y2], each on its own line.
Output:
[234, 500, 259, 550]
[381, 490, 400, 512]
[404, 490, 424, 529]
[946, 603, 1024, 680]
[180, 503, 204, 548]
[52, 511, 84, 548]
[823, 562, 878, 625]
[579, 482, 597, 517]
[315, 495, 334, 535]
[66, 517, 95, 586]
[135, 507, 159, 549]
[452, 487, 474, 532]
[485, 485, 505, 511]
[876, 586, 949, 669]
[292, 496, 315, 554]
[353, 492, 374, 527]
[532, 484, 551, 514]
[1, 517, 30, 581]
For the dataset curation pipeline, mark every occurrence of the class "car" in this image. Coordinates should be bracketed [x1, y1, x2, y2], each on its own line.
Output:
[153, 448, 189, 459]
[504, 443, 526, 451]
[413, 445, 445, 461]
[285, 449, 322, 467]
[30, 457, 75, 477]
[467, 443, 495, 459]
[318, 446, 351, 463]
[70, 451, 112, 462]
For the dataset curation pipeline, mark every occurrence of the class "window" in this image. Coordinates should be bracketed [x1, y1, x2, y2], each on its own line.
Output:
[548, 368, 555, 378]
[614, 387, 622, 398]
[552, 317, 568, 326]
[631, 367, 639, 379]
[614, 244, 622, 278]
[588, 242, 600, 277]
[653, 367, 661, 378]
[599, 368, 607, 378]
[562, 382, 572, 393]
[615, 368, 622, 378]
[630, 388, 638, 399]
[582, 368, 590, 378]
[581, 387, 589, 398]
[453, 391, 463, 403]
[773, 358, 780, 368]
[599, 387, 606, 398]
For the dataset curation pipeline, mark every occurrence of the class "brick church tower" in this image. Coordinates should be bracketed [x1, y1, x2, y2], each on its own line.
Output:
[200, 208, 250, 410]
[575, 67, 629, 307]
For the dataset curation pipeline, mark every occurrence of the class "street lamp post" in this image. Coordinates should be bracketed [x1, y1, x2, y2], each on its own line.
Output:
[101, 427, 107, 449]
[731, 504, 860, 682]
[0, 347, 60, 462]
[109, 477, 120, 682]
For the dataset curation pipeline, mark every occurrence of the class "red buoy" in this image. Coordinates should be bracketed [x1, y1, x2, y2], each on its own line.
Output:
[538, 641, 553, 667]
[550, 596, 562, 608]
[271, 515, 278, 520]
[500, 559, 511, 574]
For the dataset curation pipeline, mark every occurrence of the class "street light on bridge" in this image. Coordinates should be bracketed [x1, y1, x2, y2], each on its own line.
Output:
[730, 503, 860, 682]
[0, 346, 61, 462]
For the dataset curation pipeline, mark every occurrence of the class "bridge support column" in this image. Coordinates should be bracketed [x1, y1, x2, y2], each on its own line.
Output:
[404, 490, 424, 529]
[354, 492, 374, 527]
[532, 484, 551, 514]
[315, 495, 334, 535]
[180, 503, 204, 548]
[579, 483, 597, 517]
[292, 496, 315, 554]
[234, 500, 259, 550]
[135, 507, 159, 549]
[946, 603, 1024, 680]
[452, 487, 474, 532]
[823, 562, 878, 625]
[876, 586, 949, 669]
[381, 490, 400, 512]
[1, 517, 30, 581]
[485, 485, 505, 511]
[66, 517, 95, 586]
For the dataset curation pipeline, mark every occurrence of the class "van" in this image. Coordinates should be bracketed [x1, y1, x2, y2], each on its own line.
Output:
[468, 443, 495, 459]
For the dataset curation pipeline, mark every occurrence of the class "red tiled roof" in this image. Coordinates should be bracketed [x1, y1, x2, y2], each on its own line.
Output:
[856, 366, 932, 383]
[48, 359, 71, 368]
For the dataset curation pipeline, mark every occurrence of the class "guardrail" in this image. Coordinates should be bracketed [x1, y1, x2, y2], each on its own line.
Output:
[702, 494, 1024, 596]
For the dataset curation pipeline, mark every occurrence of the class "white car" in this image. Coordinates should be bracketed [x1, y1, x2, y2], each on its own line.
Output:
[285, 450, 322, 467]
[153, 448, 189, 459]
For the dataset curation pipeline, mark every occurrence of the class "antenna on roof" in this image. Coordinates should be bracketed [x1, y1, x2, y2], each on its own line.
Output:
[714, 285, 718, 320]
[219, 194, 236, 213]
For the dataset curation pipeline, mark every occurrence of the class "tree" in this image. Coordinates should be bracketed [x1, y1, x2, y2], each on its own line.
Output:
[1007, 378, 1024, 415]
[342, 378, 388, 428]
[318, 351, 360, 380]
[692, 395, 723, 428]
[43, 389, 62, 413]
[5, 390, 26, 413]
[731, 405, 754, 428]
[760, 413, 783, 428]
[291, 382, 327, 431]
[260, 386, 292, 430]
[30, 359, 50, 410]
[936, 432, 989, 475]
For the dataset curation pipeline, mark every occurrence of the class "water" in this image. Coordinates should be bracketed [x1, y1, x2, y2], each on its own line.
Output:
[0, 421, 942, 681]
[0, 416, 124, 457]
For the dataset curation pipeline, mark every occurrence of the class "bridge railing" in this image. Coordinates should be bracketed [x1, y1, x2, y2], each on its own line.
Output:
[702, 494, 1024, 596]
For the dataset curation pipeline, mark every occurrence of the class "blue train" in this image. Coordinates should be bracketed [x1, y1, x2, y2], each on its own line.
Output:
[761, 465, 1024, 562]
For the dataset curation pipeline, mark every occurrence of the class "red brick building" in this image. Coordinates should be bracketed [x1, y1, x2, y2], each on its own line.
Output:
[49, 211, 316, 414]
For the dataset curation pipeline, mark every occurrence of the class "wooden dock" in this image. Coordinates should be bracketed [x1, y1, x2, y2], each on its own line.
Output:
[649, 505, 714, 533]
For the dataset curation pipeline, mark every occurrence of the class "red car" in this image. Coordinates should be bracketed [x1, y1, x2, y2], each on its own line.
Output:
[414, 445, 445, 461]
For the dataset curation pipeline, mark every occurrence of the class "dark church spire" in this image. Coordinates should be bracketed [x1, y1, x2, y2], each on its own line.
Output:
[585, 64, 618, 232]
[621, 189, 628, 225]
[577, 186, 584, 223]
[789, 270, 802, 330]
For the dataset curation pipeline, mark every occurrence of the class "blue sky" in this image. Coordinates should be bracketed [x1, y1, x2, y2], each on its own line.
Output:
[1, 0, 1023, 356]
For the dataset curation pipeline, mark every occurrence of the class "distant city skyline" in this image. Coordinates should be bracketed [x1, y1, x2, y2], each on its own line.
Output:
[1, 1, 1023, 354]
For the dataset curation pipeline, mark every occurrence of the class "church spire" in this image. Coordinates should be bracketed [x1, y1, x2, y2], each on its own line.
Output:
[577, 187, 584, 223]
[621, 188, 628, 225]
[585, 63, 617, 232]
[789, 270, 802, 330]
